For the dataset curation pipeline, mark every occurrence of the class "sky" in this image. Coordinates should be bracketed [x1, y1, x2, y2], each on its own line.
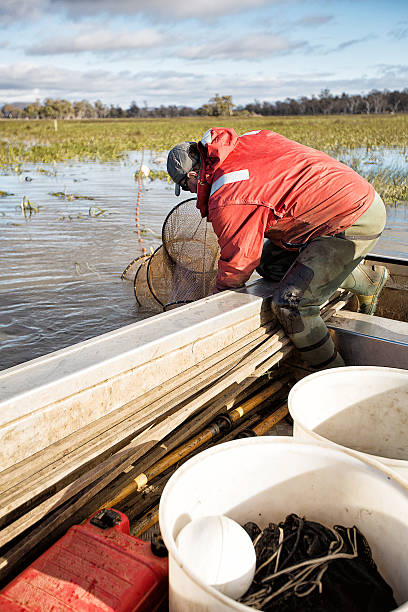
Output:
[0, 0, 407, 109]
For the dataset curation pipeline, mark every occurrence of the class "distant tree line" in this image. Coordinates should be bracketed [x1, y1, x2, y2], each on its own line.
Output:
[2, 89, 408, 119]
[0, 98, 197, 119]
[239, 88, 408, 116]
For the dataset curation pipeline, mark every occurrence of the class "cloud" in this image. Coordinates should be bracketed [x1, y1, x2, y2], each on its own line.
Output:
[272, 67, 408, 100]
[1, 61, 407, 108]
[293, 14, 334, 27]
[177, 34, 310, 61]
[0, 62, 204, 104]
[375, 63, 408, 79]
[388, 21, 408, 40]
[0, 0, 49, 23]
[326, 35, 375, 54]
[1, 0, 276, 23]
[55, 0, 274, 20]
[26, 28, 167, 55]
[24, 23, 310, 62]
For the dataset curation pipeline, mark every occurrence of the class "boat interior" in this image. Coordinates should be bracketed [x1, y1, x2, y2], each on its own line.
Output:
[0, 254, 406, 587]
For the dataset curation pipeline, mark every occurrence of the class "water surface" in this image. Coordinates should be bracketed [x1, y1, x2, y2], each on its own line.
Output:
[0, 154, 170, 369]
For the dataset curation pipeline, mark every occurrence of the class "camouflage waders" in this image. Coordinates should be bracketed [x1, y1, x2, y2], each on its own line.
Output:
[257, 192, 388, 370]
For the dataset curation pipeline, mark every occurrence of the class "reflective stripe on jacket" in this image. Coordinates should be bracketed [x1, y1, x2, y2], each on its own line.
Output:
[196, 128, 375, 292]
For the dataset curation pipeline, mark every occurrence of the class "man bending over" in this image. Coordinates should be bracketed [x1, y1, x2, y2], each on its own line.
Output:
[167, 128, 388, 370]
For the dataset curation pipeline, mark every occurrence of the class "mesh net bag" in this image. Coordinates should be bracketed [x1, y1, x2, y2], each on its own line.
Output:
[146, 245, 175, 308]
[162, 198, 220, 277]
[133, 256, 162, 311]
[129, 197, 220, 311]
[161, 197, 220, 308]
[121, 254, 151, 283]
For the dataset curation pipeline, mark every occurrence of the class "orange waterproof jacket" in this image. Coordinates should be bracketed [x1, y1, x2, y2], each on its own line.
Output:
[195, 127, 374, 292]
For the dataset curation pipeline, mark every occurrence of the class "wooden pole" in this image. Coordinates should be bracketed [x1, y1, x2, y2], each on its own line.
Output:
[127, 404, 292, 536]
[131, 505, 159, 537]
[101, 375, 290, 508]
[251, 402, 289, 436]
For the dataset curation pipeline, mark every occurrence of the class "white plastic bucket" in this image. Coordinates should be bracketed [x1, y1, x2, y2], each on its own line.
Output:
[289, 366, 408, 480]
[159, 437, 408, 611]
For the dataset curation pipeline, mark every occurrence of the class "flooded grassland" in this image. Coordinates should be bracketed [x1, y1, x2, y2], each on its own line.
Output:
[1, 115, 407, 370]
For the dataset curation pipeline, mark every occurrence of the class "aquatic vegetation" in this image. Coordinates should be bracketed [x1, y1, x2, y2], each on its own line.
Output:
[0, 115, 407, 168]
[75, 261, 101, 277]
[88, 206, 108, 217]
[50, 191, 95, 200]
[38, 167, 57, 176]
[56, 206, 119, 221]
[0, 115, 407, 207]
[139, 225, 161, 238]
[58, 214, 91, 221]
[366, 168, 408, 206]
[145, 169, 172, 183]
[20, 196, 38, 217]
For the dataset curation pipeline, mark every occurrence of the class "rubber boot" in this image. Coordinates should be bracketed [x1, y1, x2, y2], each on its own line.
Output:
[341, 263, 389, 315]
[290, 320, 345, 370]
[271, 302, 346, 370]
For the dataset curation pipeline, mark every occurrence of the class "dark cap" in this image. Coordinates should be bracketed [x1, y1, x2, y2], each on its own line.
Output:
[167, 141, 199, 195]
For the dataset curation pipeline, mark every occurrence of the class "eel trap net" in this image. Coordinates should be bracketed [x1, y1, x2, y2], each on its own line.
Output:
[122, 198, 220, 311]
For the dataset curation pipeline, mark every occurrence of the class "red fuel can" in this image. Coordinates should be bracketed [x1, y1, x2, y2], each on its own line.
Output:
[0, 509, 168, 611]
